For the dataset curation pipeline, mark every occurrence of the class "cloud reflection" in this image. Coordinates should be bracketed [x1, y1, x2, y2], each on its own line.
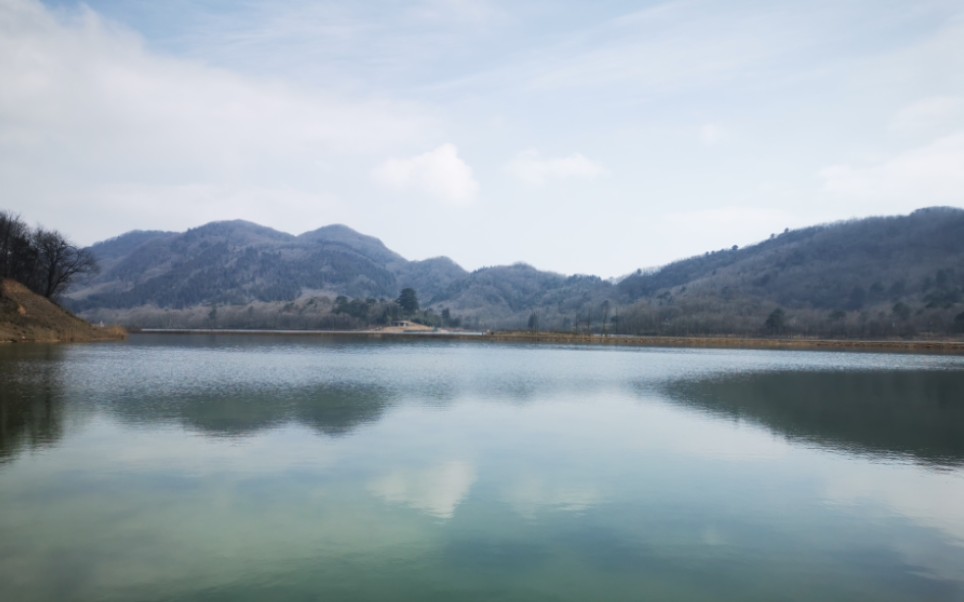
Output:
[502, 477, 601, 519]
[368, 460, 476, 519]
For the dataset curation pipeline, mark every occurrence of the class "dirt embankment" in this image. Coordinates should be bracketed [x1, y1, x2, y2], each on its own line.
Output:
[0, 279, 126, 343]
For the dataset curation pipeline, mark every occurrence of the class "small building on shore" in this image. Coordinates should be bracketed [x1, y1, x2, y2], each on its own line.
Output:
[385, 320, 434, 333]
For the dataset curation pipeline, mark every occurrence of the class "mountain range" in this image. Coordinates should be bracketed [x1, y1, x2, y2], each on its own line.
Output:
[66, 207, 964, 336]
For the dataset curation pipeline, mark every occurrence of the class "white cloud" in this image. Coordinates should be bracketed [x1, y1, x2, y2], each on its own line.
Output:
[368, 460, 476, 519]
[889, 96, 963, 136]
[0, 2, 427, 159]
[506, 149, 606, 186]
[0, 0, 432, 242]
[373, 143, 479, 205]
[819, 131, 964, 208]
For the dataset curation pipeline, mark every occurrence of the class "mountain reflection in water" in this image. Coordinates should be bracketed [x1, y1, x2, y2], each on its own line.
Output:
[104, 382, 395, 437]
[661, 369, 964, 466]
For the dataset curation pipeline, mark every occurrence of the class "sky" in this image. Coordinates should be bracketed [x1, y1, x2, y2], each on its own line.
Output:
[1, 0, 963, 277]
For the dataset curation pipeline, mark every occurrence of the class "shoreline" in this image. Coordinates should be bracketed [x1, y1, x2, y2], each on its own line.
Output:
[0, 327, 127, 344]
[132, 328, 964, 355]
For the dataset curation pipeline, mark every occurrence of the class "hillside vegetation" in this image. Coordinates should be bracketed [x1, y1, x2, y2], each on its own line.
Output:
[65, 207, 964, 337]
[615, 207, 964, 337]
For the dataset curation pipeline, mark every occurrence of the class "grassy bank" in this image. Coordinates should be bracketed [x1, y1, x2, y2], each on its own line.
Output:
[1, 279, 127, 343]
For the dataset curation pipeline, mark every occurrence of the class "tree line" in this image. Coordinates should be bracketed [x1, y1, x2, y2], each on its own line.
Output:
[332, 288, 461, 329]
[78, 286, 467, 331]
[0, 210, 98, 299]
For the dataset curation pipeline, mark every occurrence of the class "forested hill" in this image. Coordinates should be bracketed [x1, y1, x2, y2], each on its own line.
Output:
[619, 206, 964, 302]
[615, 206, 964, 336]
[67, 220, 463, 310]
[66, 207, 964, 335]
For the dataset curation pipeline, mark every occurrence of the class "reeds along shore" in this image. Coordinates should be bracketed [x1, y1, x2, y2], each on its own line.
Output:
[132, 327, 964, 355]
[476, 331, 964, 354]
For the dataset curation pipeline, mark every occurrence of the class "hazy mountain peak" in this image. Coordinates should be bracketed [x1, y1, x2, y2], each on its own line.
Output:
[300, 223, 361, 236]
[911, 206, 964, 217]
[184, 220, 292, 242]
[298, 223, 404, 264]
[411, 256, 464, 269]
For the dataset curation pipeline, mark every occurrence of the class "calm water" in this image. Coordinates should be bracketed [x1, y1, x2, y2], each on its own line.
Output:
[2, 335, 963, 601]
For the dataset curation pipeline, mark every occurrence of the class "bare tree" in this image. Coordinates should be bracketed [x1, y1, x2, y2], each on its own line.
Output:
[31, 228, 98, 299]
[0, 211, 32, 281]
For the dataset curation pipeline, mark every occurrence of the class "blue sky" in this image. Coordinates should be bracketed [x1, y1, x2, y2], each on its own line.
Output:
[2, 0, 963, 276]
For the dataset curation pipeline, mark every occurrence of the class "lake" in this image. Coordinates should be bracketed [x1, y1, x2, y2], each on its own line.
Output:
[1, 334, 963, 601]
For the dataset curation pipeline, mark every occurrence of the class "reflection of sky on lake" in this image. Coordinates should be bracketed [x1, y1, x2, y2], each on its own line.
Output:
[2, 336, 964, 601]
[369, 460, 477, 519]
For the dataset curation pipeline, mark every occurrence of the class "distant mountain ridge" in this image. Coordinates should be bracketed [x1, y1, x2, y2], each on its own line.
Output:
[70, 220, 439, 308]
[614, 206, 964, 336]
[618, 206, 964, 305]
[67, 208, 964, 335]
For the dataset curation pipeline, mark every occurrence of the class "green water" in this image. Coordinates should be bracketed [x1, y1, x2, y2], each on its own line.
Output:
[1, 334, 963, 601]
